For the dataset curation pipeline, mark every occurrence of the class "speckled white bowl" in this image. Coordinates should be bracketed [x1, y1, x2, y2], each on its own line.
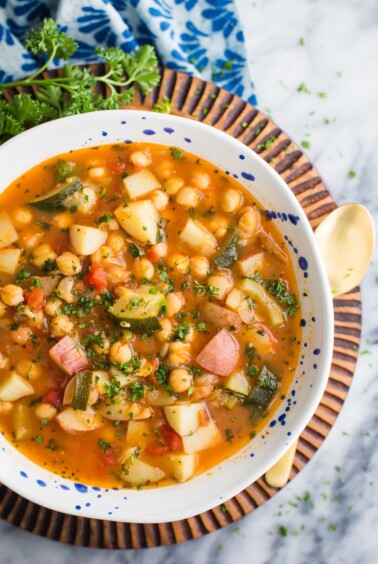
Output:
[0, 110, 333, 523]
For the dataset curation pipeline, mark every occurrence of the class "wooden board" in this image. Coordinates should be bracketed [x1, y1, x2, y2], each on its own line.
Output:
[0, 66, 362, 548]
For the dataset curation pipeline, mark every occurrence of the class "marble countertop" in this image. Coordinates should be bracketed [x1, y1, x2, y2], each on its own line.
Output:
[1, 0, 377, 562]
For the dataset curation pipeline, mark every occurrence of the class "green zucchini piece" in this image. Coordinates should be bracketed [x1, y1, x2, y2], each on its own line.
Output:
[54, 159, 78, 182]
[247, 365, 279, 409]
[213, 227, 239, 268]
[109, 287, 164, 335]
[29, 178, 83, 211]
[71, 372, 92, 411]
[238, 278, 285, 327]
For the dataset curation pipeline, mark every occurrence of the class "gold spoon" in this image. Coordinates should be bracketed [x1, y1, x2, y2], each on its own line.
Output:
[265, 203, 375, 488]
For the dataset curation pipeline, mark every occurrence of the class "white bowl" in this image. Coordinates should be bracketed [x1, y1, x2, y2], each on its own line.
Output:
[0, 110, 333, 523]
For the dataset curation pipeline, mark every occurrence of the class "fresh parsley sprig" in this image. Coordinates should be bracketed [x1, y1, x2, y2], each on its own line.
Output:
[0, 19, 161, 144]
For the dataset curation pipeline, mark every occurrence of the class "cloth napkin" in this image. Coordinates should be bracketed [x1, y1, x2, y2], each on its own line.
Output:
[0, 0, 256, 105]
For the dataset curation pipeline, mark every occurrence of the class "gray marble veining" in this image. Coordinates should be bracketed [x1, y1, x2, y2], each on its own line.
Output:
[1, 0, 377, 562]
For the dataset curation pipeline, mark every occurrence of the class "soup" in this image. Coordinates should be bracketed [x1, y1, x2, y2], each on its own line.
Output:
[0, 142, 301, 488]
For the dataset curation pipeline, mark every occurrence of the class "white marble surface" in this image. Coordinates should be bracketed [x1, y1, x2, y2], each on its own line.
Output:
[1, 0, 377, 562]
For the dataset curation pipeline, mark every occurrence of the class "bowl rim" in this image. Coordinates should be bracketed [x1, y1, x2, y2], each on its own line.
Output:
[0, 110, 334, 522]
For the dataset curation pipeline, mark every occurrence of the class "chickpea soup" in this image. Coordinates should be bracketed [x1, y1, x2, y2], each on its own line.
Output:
[0, 142, 301, 488]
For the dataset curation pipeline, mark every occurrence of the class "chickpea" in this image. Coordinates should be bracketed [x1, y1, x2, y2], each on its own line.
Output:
[166, 292, 185, 318]
[107, 218, 120, 231]
[169, 368, 193, 393]
[18, 306, 44, 329]
[238, 206, 261, 235]
[15, 359, 42, 381]
[57, 277, 76, 304]
[35, 402, 57, 421]
[91, 245, 114, 264]
[150, 242, 167, 260]
[0, 401, 13, 414]
[87, 167, 106, 179]
[30, 244, 57, 269]
[19, 231, 43, 250]
[167, 253, 189, 274]
[50, 315, 74, 338]
[151, 189, 169, 211]
[44, 298, 63, 317]
[189, 256, 209, 279]
[12, 206, 33, 227]
[0, 352, 10, 370]
[191, 170, 210, 190]
[155, 159, 175, 179]
[107, 232, 126, 253]
[0, 299, 7, 318]
[93, 338, 110, 356]
[56, 252, 82, 276]
[53, 212, 74, 230]
[209, 216, 228, 239]
[165, 176, 184, 195]
[156, 318, 172, 342]
[167, 342, 191, 365]
[0, 284, 24, 307]
[106, 265, 129, 285]
[10, 325, 33, 345]
[109, 341, 132, 364]
[207, 273, 234, 301]
[176, 187, 201, 208]
[220, 188, 244, 213]
[129, 151, 151, 169]
[132, 257, 154, 280]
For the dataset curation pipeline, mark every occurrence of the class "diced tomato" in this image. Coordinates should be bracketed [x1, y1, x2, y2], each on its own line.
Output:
[107, 161, 126, 174]
[160, 424, 182, 452]
[148, 247, 161, 263]
[43, 388, 64, 407]
[199, 408, 210, 427]
[85, 264, 107, 290]
[99, 448, 117, 465]
[145, 444, 170, 455]
[25, 287, 45, 310]
[51, 232, 69, 255]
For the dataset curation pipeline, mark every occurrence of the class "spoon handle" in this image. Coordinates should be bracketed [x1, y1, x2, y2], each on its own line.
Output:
[264, 440, 298, 488]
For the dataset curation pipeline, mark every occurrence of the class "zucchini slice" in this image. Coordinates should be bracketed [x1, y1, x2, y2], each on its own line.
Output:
[247, 365, 279, 409]
[71, 372, 92, 411]
[29, 178, 83, 211]
[237, 278, 285, 327]
[213, 227, 239, 268]
[54, 159, 78, 182]
[109, 286, 164, 334]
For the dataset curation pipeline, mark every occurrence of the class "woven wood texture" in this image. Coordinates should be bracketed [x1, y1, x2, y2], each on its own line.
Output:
[0, 67, 362, 548]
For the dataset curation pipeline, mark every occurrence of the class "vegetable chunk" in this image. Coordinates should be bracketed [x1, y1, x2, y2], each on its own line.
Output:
[0, 373, 34, 402]
[123, 168, 161, 199]
[182, 420, 222, 453]
[179, 219, 217, 257]
[115, 200, 158, 244]
[49, 336, 89, 376]
[164, 403, 203, 437]
[0, 212, 18, 249]
[69, 224, 107, 255]
[196, 329, 240, 376]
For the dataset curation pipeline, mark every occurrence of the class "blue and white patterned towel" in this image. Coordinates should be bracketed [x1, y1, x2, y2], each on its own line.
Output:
[0, 0, 256, 105]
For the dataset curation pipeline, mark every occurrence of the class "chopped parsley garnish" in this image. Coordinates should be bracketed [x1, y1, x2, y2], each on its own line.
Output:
[301, 140, 311, 149]
[42, 258, 57, 272]
[225, 428, 234, 443]
[96, 213, 114, 225]
[297, 83, 311, 94]
[170, 147, 184, 160]
[348, 170, 357, 179]
[153, 96, 172, 114]
[98, 438, 111, 452]
[16, 268, 31, 282]
[246, 364, 259, 378]
[193, 281, 219, 297]
[31, 278, 42, 287]
[263, 279, 299, 316]
[83, 334, 105, 346]
[155, 365, 172, 392]
[128, 382, 145, 402]
[173, 322, 191, 341]
[35, 220, 51, 230]
[128, 242, 145, 258]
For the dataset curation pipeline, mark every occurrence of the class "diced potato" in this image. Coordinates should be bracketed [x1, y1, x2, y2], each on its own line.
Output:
[56, 407, 103, 435]
[126, 420, 153, 448]
[164, 403, 203, 437]
[0, 372, 34, 402]
[179, 219, 217, 257]
[238, 252, 264, 277]
[69, 225, 107, 255]
[246, 323, 277, 355]
[118, 446, 140, 465]
[182, 420, 222, 453]
[14, 403, 32, 441]
[162, 453, 198, 482]
[238, 278, 285, 327]
[224, 371, 251, 397]
[123, 169, 161, 199]
[121, 457, 166, 485]
[0, 248, 22, 275]
[257, 230, 288, 265]
[114, 200, 158, 244]
[0, 212, 18, 250]
[225, 288, 244, 311]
